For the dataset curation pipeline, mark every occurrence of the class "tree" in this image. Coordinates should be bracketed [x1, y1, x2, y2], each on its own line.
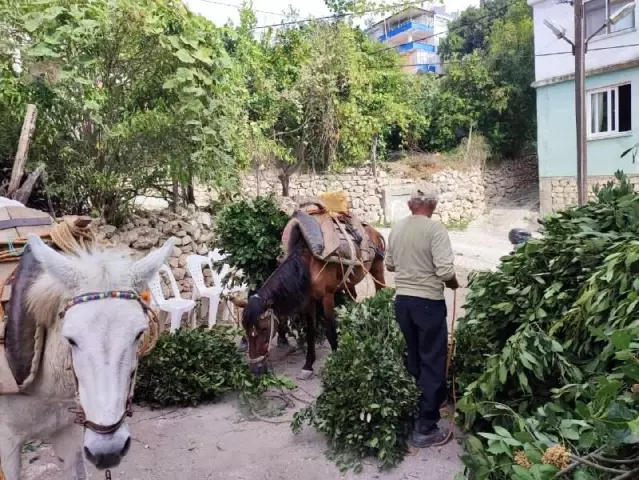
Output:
[438, 0, 513, 60]
[231, 11, 419, 195]
[428, 0, 535, 158]
[1, 0, 248, 223]
[422, 52, 508, 152]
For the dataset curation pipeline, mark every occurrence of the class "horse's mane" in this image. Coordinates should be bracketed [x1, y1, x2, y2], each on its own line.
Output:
[244, 246, 310, 328]
[26, 246, 138, 329]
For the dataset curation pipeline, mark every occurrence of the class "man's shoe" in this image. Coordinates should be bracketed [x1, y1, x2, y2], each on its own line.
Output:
[411, 427, 449, 448]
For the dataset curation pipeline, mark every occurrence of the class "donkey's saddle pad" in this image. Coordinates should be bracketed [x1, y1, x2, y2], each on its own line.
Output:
[0, 205, 55, 394]
[281, 197, 372, 265]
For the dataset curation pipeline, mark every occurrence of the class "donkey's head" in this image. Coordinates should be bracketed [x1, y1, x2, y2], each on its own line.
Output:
[26, 234, 174, 470]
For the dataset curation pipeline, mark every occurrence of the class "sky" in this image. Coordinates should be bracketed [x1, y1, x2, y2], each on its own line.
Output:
[184, 0, 482, 30]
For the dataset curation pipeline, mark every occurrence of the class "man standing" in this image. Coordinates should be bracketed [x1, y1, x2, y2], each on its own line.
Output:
[385, 185, 458, 447]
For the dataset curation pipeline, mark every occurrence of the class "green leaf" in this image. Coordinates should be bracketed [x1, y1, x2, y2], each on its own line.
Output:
[192, 48, 214, 66]
[512, 465, 535, 480]
[26, 43, 59, 58]
[174, 49, 195, 63]
[611, 330, 631, 350]
[24, 13, 45, 32]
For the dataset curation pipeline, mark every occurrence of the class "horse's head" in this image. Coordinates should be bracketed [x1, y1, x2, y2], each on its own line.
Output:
[237, 295, 278, 376]
[27, 234, 174, 470]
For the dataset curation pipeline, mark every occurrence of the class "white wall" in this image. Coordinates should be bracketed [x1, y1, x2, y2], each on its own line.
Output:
[530, 0, 639, 83]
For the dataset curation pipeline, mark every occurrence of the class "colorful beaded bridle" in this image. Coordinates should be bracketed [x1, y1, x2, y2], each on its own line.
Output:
[61, 290, 152, 435]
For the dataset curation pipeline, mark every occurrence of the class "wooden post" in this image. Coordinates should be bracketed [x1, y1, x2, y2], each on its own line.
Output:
[371, 134, 378, 179]
[465, 122, 474, 162]
[13, 164, 45, 205]
[8, 104, 37, 196]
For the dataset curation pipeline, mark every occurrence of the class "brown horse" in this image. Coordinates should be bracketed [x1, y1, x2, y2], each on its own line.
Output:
[237, 224, 386, 378]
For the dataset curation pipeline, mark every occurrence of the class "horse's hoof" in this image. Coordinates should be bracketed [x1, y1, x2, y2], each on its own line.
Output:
[298, 369, 314, 380]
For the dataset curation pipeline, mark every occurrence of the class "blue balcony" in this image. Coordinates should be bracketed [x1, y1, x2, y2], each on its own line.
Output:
[378, 21, 434, 42]
[397, 41, 436, 53]
[416, 65, 437, 73]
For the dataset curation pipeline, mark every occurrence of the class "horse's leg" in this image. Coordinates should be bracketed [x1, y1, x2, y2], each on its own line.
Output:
[370, 256, 386, 292]
[0, 436, 21, 480]
[323, 294, 338, 352]
[50, 426, 87, 480]
[277, 318, 290, 347]
[299, 305, 317, 380]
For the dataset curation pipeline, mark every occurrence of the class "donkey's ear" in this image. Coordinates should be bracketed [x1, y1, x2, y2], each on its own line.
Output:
[27, 234, 83, 290]
[130, 237, 175, 291]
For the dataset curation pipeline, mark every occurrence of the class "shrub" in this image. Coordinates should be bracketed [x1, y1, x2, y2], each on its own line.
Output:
[215, 195, 289, 290]
[455, 171, 639, 479]
[291, 289, 419, 472]
[135, 327, 256, 407]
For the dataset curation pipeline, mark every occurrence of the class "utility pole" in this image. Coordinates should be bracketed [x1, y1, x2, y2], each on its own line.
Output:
[574, 0, 588, 205]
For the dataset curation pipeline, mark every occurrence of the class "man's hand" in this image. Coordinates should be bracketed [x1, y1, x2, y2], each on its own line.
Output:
[445, 275, 459, 290]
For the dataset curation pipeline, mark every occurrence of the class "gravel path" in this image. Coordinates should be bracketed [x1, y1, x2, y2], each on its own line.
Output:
[19, 189, 539, 480]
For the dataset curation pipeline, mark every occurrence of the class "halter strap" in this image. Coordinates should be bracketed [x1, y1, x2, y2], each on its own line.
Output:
[62, 289, 148, 435]
[60, 290, 149, 318]
[248, 310, 277, 365]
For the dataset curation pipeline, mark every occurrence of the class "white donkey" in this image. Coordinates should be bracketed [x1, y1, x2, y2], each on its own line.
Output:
[0, 234, 174, 479]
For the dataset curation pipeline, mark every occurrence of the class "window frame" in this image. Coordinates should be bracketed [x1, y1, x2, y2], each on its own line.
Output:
[586, 82, 632, 139]
[585, 0, 636, 39]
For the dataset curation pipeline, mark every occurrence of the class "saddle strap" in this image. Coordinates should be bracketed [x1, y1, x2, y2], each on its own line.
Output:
[0, 318, 20, 394]
[0, 267, 20, 394]
[333, 218, 357, 286]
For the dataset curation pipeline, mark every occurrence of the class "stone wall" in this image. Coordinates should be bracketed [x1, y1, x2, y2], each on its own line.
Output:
[233, 156, 539, 225]
[539, 174, 639, 215]
[96, 206, 215, 297]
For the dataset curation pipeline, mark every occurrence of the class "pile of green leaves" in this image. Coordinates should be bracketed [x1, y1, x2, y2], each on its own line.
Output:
[291, 289, 419, 472]
[215, 195, 289, 290]
[454, 171, 639, 479]
[135, 326, 281, 407]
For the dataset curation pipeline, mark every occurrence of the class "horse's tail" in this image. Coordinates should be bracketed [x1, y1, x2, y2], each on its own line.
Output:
[373, 227, 386, 260]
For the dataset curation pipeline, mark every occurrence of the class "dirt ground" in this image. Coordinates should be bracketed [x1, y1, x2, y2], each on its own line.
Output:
[20, 189, 539, 480]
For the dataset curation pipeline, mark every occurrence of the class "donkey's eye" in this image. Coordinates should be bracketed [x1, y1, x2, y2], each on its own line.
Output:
[134, 331, 144, 342]
[67, 338, 77, 348]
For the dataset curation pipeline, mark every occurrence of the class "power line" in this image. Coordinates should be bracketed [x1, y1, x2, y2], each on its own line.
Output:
[253, 1, 435, 30]
[191, 0, 287, 17]
[369, 42, 639, 70]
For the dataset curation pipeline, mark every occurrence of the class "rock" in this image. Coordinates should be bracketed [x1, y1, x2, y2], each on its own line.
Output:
[194, 211, 212, 227]
[102, 225, 117, 238]
[173, 268, 186, 281]
[133, 229, 160, 249]
[122, 230, 139, 246]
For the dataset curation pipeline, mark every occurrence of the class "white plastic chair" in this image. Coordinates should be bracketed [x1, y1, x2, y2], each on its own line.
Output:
[208, 249, 248, 323]
[147, 264, 196, 333]
[187, 255, 224, 328]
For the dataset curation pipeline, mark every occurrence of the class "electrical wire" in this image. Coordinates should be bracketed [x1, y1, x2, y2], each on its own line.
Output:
[253, 1, 439, 30]
[189, 0, 287, 17]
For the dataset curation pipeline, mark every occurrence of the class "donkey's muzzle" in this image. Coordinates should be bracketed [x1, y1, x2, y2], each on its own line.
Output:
[84, 430, 131, 469]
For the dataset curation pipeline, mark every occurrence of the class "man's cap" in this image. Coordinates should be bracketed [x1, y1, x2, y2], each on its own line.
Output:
[410, 184, 438, 202]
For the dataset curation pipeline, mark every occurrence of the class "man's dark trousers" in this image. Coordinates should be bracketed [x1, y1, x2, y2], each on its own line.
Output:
[395, 295, 448, 434]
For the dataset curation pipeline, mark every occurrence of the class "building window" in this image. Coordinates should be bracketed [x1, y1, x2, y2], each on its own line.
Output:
[588, 83, 632, 137]
[585, 0, 635, 38]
